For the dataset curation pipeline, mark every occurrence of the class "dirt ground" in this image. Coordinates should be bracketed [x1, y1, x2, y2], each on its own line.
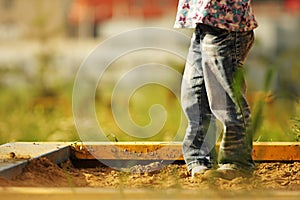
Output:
[0, 157, 300, 192]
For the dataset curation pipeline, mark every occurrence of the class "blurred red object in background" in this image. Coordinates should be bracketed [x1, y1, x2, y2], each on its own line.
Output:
[68, 0, 178, 24]
[285, 0, 300, 14]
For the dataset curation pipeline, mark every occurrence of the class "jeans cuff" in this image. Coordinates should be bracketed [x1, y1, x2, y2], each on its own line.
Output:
[187, 159, 212, 171]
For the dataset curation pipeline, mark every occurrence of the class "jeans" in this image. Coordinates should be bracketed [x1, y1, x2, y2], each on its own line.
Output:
[181, 24, 255, 171]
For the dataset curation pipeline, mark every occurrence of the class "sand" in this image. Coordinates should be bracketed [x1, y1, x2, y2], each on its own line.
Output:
[0, 157, 299, 192]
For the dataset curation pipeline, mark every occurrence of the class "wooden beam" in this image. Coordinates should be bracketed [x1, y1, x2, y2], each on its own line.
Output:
[1, 142, 299, 180]
[252, 142, 300, 161]
[71, 142, 183, 161]
[71, 142, 300, 161]
[0, 142, 70, 180]
[1, 187, 300, 200]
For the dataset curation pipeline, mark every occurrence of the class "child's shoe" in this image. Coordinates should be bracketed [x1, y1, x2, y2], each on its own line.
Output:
[191, 165, 208, 178]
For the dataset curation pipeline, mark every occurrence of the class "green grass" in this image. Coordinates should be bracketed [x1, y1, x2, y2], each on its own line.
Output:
[1, 47, 300, 144]
[0, 78, 299, 145]
[95, 84, 186, 142]
[0, 86, 78, 144]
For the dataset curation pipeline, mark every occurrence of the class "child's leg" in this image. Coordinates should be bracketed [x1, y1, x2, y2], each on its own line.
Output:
[181, 26, 217, 172]
[199, 24, 255, 171]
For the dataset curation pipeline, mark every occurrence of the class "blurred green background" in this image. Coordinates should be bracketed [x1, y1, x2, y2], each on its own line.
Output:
[0, 0, 299, 144]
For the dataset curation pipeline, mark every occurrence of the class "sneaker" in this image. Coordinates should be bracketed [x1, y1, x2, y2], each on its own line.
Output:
[204, 164, 253, 180]
[191, 165, 208, 178]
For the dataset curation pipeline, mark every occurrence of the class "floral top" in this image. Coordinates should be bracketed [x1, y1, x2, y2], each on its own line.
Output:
[174, 0, 258, 31]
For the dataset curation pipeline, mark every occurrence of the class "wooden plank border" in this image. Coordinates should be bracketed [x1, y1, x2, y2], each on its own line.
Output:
[252, 142, 300, 161]
[1, 187, 300, 200]
[1, 142, 299, 180]
[0, 142, 71, 180]
[71, 142, 300, 161]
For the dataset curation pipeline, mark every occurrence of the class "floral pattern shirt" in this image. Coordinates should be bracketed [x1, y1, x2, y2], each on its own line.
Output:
[174, 0, 258, 31]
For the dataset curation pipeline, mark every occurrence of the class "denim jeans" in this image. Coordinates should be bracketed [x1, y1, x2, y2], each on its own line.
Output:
[181, 24, 255, 171]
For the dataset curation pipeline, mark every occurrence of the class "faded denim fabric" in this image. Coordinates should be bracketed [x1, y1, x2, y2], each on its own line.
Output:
[181, 23, 255, 171]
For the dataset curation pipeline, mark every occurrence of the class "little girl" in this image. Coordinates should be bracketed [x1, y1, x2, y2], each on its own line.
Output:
[174, 0, 258, 179]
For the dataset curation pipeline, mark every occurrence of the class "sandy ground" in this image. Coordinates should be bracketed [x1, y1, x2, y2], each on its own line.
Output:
[0, 157, 300, 192]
